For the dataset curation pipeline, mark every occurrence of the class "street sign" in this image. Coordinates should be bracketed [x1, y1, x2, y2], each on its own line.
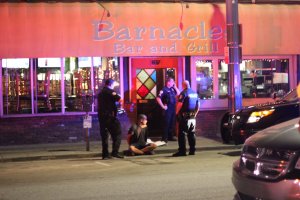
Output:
[83, 115, 92, 128]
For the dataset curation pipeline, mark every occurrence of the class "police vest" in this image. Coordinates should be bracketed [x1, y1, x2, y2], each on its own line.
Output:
[161, 87, 176, 105]
[181, 89, 198, 113]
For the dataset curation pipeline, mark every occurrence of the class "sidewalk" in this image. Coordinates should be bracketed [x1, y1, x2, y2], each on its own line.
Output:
[0, 136, 242, 162]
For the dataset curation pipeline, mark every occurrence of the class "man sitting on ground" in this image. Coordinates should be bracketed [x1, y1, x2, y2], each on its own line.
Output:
[127, 114, 157, 156]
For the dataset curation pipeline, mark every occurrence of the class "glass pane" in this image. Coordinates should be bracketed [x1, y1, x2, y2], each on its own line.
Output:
[136, 69, 157, 100]
[218, 60, 228, 99]
[94, 57, 120, 93]
[64, 57, 91, 112]
[36, 58, 61, 113]
[2, 58, 31, 114]
[243, 59, 289, 98]
[94, 57, 120, 110]
[195, 60, 214, 99]
[218, 59, 290, 99]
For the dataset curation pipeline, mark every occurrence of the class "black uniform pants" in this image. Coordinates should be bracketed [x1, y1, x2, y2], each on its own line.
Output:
[99, 115, 122, 157]
[162, 105, 176, 142]
[178, 117, 196, 153]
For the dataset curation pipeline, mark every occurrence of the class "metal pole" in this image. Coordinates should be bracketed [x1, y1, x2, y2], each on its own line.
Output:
[0, 59, 3, 117]
[226, 0, 243, 113]
[85, 112, 90, 151]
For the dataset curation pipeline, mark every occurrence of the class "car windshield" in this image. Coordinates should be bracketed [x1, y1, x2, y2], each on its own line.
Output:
[281, 89, 298, 102]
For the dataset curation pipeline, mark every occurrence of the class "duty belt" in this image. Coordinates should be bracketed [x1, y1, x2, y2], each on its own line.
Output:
[181, 112, 196, 118]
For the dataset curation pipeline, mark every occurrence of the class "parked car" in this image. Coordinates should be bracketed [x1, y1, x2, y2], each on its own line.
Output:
[221, 89, 299, 144]
[232, 118, 300, 200]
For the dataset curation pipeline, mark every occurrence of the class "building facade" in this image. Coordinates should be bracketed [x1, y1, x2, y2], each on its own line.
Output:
[0, 2, 299, 143]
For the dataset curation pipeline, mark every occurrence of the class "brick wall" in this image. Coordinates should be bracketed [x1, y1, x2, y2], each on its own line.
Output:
[0, 110, 228, 146]
[196, 110, 228, 138]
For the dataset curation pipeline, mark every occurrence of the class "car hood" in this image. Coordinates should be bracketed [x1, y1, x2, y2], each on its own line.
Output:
[240, 100, 298, 113]
[245, 118, 300, 150]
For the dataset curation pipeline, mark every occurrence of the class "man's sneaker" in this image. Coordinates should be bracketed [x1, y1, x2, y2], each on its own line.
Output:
[111, 153, 124, 159]
[172, 152, 187, 157]
[188, 151, 195, 155]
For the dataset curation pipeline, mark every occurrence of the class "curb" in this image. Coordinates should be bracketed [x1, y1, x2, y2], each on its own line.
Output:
[0, 145, 242, 163]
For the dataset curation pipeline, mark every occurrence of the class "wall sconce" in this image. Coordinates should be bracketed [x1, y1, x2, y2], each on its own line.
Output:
[97, 2, 111, 31]
[179, 1, 189, 31]
[97, 1, 111, 18]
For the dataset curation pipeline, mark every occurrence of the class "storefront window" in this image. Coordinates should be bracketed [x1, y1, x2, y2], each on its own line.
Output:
[36, 58, 62, 113]
[64, 57, 120, 112]
[2, 58, 31, 114]
[94, 57, 120, 94]
[93, 57, 120, 111]
[1, 57, 121, 116]
[218, 60, 228, 99]
[195, 60, 213, 99]
[218, 59, 290, 98]
[64, 57, 91, 112]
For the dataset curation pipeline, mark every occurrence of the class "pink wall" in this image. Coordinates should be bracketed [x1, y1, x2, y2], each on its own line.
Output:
[0, 3, 300, 58]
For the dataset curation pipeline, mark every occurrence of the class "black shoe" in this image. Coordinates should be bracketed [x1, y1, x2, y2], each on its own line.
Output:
[188, 151, 195, 155]
[145, 150, 155, 155]
[111, 153, 124, 159]
[172, 152, 187, 157]
[124, 150, 135, 156]
[102, 155, 112, 160]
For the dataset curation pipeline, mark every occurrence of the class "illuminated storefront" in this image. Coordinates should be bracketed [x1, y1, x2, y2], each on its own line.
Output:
[1, 57, 120, 115]
[191, 56, 296, 109]
[0, 2, 299, 117]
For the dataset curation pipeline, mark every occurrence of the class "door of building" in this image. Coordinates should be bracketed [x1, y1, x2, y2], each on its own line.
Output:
[130, 57, 183, 137]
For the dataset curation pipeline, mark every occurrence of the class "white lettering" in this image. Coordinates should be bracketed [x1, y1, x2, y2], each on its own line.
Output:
[114, 43, 143, 54]
[187, 42, 219, 53]
[150, 43, 177, 53]
[150, 26, 165, 40]
[93, 20, 224, 42]
[167, 26, 182, 40]
[134, 27, 146, 40]
[209, 26, 223, 40]
[116, 27, 131, 41]
[93, 20, 114, 41]
[184, 26, 198, 40]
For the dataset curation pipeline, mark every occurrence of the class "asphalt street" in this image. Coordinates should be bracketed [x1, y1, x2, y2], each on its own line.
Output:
[0, 149, 241, 200]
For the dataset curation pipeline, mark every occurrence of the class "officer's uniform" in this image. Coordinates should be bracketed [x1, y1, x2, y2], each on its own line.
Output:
[97, 86, 122, 158]
[177, 88, 199, 154]
[157, 86, 177, 142]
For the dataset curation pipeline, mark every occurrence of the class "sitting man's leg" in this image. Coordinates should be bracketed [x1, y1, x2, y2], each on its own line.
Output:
[129, 144, 144, 155]
[141, 143, 157, 154]
[129, 144, 157, 155]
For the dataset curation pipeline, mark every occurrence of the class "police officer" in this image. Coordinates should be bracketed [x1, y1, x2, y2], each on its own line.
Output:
[173, 80, 200, 157]
[156, 77, 180, 143]
[98, 78, 124, 160]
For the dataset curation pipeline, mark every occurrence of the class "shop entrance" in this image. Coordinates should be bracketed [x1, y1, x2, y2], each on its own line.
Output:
[130, 57, 182, 137]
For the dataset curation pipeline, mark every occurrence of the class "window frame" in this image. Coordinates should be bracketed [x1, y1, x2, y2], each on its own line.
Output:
[0, 57, 124, 117]
[190, 55, 297, 110]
